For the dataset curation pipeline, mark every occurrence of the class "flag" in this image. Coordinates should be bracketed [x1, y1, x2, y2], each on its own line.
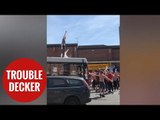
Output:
[61, 31, 67, 50]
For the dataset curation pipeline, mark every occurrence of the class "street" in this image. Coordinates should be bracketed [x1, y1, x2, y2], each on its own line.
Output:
[87, 89, 120, 105]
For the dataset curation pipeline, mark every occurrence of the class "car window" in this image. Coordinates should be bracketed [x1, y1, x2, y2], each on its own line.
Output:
[67, 79, 83, 86]
[47, 78, 68, 88]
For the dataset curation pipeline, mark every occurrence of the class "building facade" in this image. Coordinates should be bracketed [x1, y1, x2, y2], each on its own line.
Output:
[47, 44, 120, 71]
[47, 44, 78, 57]
[77, 45, 120, 71]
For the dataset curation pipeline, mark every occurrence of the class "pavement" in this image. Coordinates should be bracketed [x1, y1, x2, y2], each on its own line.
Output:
[87, 89, 120, 105]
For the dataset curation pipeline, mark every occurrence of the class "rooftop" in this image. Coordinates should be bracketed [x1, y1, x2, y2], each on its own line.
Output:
[78, 45, 120, 49]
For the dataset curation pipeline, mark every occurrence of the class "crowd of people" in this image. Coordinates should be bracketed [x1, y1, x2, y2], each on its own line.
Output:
[88, 68, 120, 97]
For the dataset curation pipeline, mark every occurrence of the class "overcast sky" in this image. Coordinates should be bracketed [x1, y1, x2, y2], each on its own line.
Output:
[47, 15, 120, 45]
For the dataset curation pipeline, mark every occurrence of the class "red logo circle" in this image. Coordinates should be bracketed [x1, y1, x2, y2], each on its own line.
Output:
[2, 58, 46, 103]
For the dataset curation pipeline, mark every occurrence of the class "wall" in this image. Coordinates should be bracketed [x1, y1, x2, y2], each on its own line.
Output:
[121, 15, 160, 105]
[78, 48, 109, 61]
[47, 44, 78, 57]
[78, 46, 120, 61]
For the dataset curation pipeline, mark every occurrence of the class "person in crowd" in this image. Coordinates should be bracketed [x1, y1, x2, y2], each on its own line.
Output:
[117, 71, 120, 90]
[104, 74, 108, 92]
[98, 71, 106, 97]
[113, 70, 119, 90]
[105, 69, 114, 94]
[89, 71, 96, 90]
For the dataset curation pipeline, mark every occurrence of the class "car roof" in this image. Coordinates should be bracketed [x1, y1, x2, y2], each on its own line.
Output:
[47, 76, 84, 80]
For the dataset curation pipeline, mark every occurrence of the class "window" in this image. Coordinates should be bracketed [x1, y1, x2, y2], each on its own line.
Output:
[67, 79, 83, 86]
[47, 78, 67, 88]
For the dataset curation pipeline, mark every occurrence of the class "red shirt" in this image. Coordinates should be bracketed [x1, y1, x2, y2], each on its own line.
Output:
[107, 73, 113, 79]
[106, 73, 113, 82]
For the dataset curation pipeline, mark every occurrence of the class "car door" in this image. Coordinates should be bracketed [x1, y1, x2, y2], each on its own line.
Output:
[47, 78, 68, 104]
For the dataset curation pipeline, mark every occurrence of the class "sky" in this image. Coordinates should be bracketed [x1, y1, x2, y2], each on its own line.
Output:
[47, 15, 120, 45]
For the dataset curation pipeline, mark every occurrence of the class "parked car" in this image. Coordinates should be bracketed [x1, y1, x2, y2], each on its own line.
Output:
[47, 76, 91, 105]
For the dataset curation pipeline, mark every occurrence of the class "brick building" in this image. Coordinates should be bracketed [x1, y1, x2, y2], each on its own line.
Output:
[77, 45, 120, 70]
[47, 44, 120, 71]
[47, 44, 78, 57]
